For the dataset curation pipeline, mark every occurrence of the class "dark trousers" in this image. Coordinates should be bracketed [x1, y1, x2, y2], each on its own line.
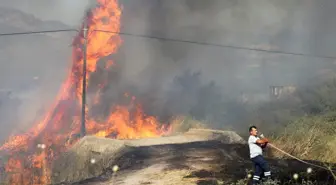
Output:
[251, 155, 271, 184]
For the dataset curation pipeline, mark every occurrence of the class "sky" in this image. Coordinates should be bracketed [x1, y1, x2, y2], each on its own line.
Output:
[0, 0, 90, 26]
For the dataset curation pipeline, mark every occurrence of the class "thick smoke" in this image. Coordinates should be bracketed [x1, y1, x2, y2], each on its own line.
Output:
[2, 0, 336, 136]
[103, 0, 336, 125]
[122, 0, 336, 87]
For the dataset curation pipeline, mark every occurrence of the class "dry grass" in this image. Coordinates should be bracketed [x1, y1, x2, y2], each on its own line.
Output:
[270, 114, 336, 164]
[168, 116, 208, 134]
[267, 113, 336, 182]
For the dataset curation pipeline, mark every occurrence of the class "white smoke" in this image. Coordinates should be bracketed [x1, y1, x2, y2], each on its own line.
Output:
[0, 0, 90, 25]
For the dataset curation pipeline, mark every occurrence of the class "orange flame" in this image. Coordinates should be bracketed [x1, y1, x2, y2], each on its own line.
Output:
[0, 0, 170, 184]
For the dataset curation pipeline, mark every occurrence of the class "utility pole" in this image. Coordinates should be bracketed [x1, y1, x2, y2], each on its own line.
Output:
[81, 20, 88, 137]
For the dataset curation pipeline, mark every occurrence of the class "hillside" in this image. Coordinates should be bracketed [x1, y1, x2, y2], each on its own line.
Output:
[0, 6, 73, 89]
[0, 6, 73, 141]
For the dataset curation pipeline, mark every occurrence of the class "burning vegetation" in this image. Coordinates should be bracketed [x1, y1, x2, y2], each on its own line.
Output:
[0, 0, 170, 184]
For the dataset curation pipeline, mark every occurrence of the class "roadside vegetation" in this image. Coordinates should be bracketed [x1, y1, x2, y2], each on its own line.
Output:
[169, 73, 336, 184]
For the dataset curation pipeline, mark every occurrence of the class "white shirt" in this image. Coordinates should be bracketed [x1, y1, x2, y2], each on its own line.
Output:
[248, 135, 263, 158]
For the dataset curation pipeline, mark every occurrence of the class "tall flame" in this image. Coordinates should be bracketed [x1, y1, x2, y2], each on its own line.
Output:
[0, 0, 169, 184]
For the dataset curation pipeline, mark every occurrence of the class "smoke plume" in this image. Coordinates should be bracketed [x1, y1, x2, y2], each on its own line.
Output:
[2, 0, 336, 135]
[97, 0, 336, 124]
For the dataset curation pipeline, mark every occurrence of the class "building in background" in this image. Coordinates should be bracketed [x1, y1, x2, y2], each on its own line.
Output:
[269, 85, 296, 99]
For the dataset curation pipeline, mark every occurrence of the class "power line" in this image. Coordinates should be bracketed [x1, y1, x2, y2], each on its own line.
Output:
[94, 29, 336, 60]
[1, 28, 336, 61]
[0, 29, 78, 36]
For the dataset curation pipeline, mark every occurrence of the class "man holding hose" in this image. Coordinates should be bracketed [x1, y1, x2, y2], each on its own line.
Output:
[248, 126, 271, 184]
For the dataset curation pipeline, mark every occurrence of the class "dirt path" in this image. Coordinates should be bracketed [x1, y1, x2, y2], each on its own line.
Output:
[52, 129, 245, 185]
[77, 141, 334, 185]
[78, 141, 253, 185]
[53, 130, 335, 185]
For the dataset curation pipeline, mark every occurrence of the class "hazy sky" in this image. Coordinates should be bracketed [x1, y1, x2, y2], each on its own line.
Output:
[0, 0, 90, 25]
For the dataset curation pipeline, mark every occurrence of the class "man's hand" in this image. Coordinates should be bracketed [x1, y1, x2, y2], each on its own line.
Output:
[260, 134, 269, 143]
[256, 137, 269, 144]
[260, 142, 268, 148]
[263, 138, 269, 143]
[261, 137, 269, 148]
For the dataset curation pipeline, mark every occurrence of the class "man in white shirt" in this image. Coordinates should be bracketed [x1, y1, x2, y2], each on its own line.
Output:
[248, 126, 271, 184]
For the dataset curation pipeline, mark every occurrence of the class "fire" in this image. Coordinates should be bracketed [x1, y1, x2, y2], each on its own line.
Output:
[0, 0, 170, 184]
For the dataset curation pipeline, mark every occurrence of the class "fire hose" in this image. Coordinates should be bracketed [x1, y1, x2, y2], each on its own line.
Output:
[260, 134, 336, 176]
[186, 129, 335, 176]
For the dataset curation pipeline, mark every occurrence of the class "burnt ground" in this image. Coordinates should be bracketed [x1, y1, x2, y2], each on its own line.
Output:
[75, 141, 335, 185]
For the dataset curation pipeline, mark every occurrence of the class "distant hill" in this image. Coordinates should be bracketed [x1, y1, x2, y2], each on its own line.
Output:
[0, 6, 74, 90]
[0, 6, 70, 31]
[0, 7, 75, 141]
